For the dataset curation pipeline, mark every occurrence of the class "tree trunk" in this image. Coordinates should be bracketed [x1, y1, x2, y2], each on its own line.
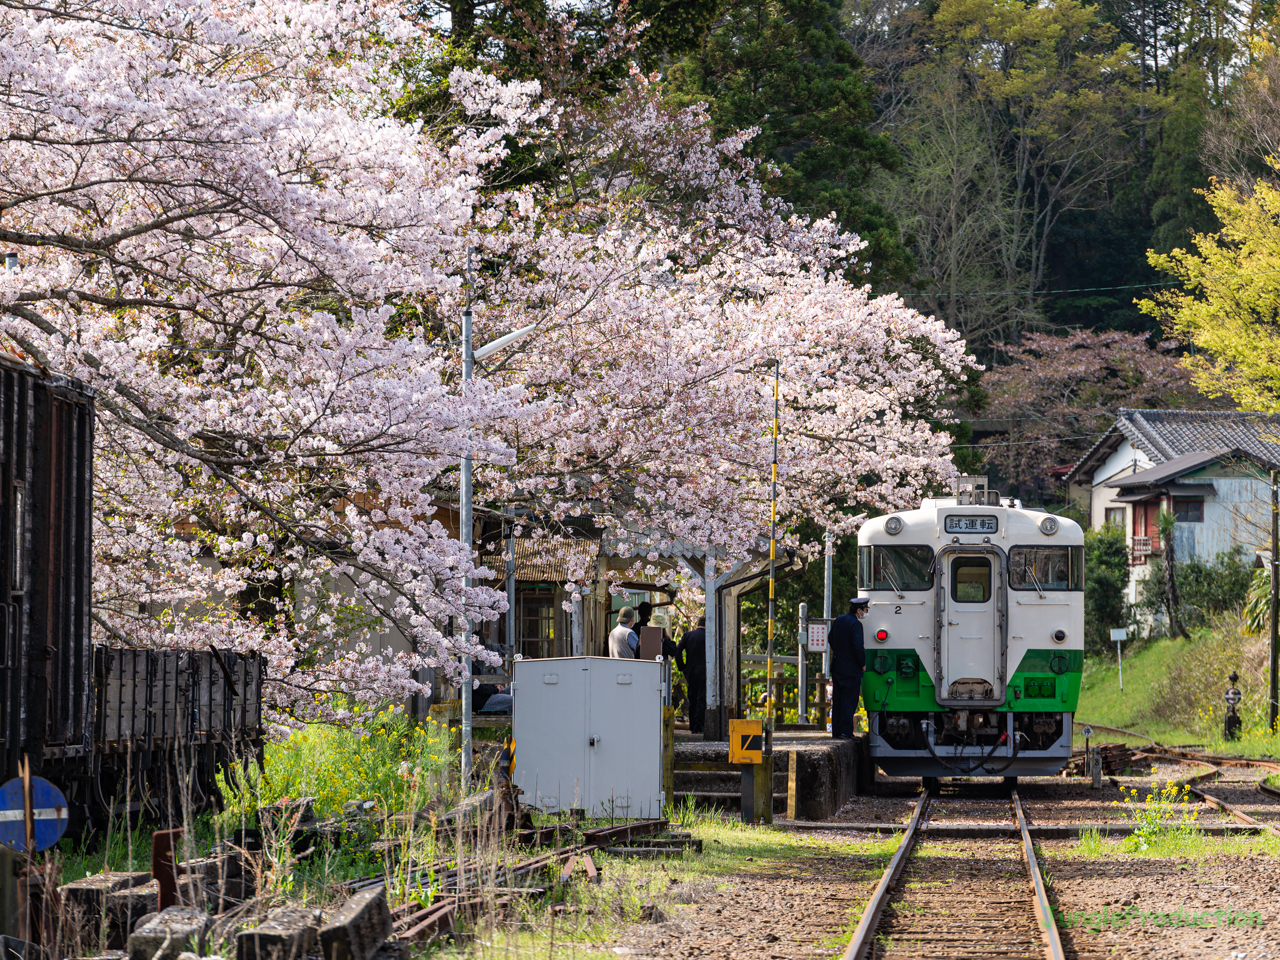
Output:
[1159, 518, 1188, 638]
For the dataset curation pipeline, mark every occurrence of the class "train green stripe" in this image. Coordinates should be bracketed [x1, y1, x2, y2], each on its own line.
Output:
[861, 648, 1082, 712]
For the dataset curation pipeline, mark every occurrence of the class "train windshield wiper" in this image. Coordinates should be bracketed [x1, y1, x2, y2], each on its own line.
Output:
[881, 561, 906, 599]
[1027, 564, 1047, 599]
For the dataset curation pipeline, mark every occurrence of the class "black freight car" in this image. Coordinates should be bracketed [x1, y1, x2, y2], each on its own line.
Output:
[0, 357, 264, 829]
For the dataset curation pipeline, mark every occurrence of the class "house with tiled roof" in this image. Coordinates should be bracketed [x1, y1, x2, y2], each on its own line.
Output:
[1065, 410, 1280, 602]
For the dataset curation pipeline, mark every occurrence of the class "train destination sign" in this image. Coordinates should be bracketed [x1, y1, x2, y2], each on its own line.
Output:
[944, 515, 998, 534]
[0, 776, 69, 852]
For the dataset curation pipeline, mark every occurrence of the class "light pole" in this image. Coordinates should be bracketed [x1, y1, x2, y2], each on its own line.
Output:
[459, 314, 536, 787]
[765, 359, 780, 751]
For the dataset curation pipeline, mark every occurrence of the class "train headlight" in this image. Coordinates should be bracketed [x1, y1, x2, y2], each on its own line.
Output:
[1040, 516, 1060, 536]
[884, 516, 904, 535]
[1052, 629, 1067, 644]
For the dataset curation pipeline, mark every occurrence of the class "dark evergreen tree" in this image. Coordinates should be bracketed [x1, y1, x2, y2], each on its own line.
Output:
[669, 0, 913, 285]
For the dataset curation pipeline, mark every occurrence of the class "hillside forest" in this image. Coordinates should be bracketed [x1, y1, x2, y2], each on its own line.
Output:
[425, 0, 1280, 497]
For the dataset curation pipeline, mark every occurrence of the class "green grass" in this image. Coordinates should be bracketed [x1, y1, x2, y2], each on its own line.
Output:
[239, 708, 455, 818]
[1076, 638, 1206, 745]
[427, 814, 899, 960]
[55, 708, 457, 885]
[1056, 828, 1280, 860]
[1076, 626, 1280, 756]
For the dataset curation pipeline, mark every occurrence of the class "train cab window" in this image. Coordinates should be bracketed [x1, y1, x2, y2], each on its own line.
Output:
[951, 556, 991, 603]
[1009, 546, 1083, 591]
[858, 545, 935, 591]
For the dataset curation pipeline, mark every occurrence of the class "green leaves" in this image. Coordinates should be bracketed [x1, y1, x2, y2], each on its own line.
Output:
[668, 0, 914, 284]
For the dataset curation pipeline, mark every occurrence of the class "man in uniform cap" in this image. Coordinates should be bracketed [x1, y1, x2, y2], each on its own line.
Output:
[828, 597, 869, 739]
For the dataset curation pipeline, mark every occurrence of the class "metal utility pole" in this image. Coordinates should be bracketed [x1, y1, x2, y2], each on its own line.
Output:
[460, 308, 474, 787]
[823, 531, 833, 678]
[765, 360, 780, 750]
[798, 602, 808, 723]
[1271, 470, 1279, 733]
[506, 506, 516, 670]
[458, 316, 537, 787]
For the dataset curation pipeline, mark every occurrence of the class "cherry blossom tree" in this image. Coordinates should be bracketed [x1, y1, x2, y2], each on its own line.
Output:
[451, 59, 971, 584]
[0, 0, 541, 722]
[1, 0, 970, 722]
[979, 330, 1214, 489]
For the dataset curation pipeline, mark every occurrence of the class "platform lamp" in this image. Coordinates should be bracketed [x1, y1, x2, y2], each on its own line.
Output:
[459, 312, 537, 786]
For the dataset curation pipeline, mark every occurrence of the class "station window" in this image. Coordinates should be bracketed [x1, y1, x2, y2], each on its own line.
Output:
[951, 556, 992, 603]
[1009, 545, 1083, 591]
[858, 545, 935, 591]
[518, 587, 556, 659]
[1173, 498, 1204, 522]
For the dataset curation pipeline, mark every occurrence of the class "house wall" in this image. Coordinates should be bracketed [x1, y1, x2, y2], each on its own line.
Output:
[1088, 439, 1154, 535]
[1170, 465, 1271, 562]
[1082, 453, 1273, 606]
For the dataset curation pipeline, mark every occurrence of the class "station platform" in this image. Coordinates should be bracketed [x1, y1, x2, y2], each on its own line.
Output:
[673, 729, 867, 818]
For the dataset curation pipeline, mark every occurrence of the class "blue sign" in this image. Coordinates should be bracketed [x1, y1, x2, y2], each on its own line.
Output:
[0, 777, 69, 852]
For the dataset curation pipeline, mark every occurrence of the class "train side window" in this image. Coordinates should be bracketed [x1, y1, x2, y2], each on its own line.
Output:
[860, 545, 934, 591]
[1009, 545, 1083, 591]
[951, 556, 991, 603]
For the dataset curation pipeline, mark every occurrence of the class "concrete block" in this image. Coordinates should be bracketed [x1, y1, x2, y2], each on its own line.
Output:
[105, 880, 160, 948]
[236, 906, 323, 960]
[127, 906, 211, 960]
[178, 855, 241, 883]
[317, 888, 392, 960]
[59, 872, 152, 924]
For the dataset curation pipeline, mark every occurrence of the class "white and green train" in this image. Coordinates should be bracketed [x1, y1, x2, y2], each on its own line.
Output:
[858, 483, 1083, 781]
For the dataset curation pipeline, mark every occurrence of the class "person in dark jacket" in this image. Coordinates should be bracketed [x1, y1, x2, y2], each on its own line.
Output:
[677, 616, 707, 734]
[828, 597, 868, 739]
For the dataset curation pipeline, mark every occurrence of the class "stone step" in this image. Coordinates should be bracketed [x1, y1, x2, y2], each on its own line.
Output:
[673, 790, 786, 812]
[674, 771, 787, 793]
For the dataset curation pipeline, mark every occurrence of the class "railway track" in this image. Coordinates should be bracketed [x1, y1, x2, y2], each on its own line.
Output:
[843, 787, 1064, 960]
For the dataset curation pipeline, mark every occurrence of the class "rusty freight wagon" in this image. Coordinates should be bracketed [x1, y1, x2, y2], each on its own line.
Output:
[0, 356, 264, 829]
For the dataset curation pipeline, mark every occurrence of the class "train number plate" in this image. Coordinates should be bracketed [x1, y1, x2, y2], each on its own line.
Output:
[944, 515, 998, 534]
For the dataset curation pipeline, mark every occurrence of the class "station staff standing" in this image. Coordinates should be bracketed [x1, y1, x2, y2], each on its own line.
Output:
[828, 597, 868, 739]
[676, 616, 707, 734]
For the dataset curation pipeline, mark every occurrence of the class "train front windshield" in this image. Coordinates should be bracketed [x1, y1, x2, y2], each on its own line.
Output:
[859, 545, 935, 591]
[1008, 545, 1083, 591]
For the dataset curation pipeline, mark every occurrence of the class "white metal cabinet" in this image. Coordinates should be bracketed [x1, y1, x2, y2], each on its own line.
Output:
[512, 656, 663, 817]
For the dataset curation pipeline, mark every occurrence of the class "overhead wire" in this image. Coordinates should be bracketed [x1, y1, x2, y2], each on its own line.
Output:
[903, 263, 1280, 299]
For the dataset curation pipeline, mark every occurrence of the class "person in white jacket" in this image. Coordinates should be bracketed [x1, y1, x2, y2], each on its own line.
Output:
[608, 607, 639, 658]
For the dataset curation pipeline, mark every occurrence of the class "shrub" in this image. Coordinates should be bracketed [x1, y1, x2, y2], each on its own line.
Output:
[1138, 547, 1253, 634]
[221, 707, 454, 821]
[1085, 524, 1130, 653]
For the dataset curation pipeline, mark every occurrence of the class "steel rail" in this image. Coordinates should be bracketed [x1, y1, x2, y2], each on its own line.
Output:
[1011, 789, 1066, 960]
[1186, 779, 1280, 838]
[1163, 756, 1280, 837]
[842, 788, 1066, 960]
[841, 788, 931, 960]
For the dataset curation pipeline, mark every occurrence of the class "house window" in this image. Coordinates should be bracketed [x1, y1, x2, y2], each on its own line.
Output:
[1173, 498, 1204, 523]
[1105, 507, 1125, 529]
[518, 587, 556, 659]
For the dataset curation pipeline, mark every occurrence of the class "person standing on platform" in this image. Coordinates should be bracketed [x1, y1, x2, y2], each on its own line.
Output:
[677, 615, 707, 734]
[828, 597, 868, 739]
[608, 606, 639, 658]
